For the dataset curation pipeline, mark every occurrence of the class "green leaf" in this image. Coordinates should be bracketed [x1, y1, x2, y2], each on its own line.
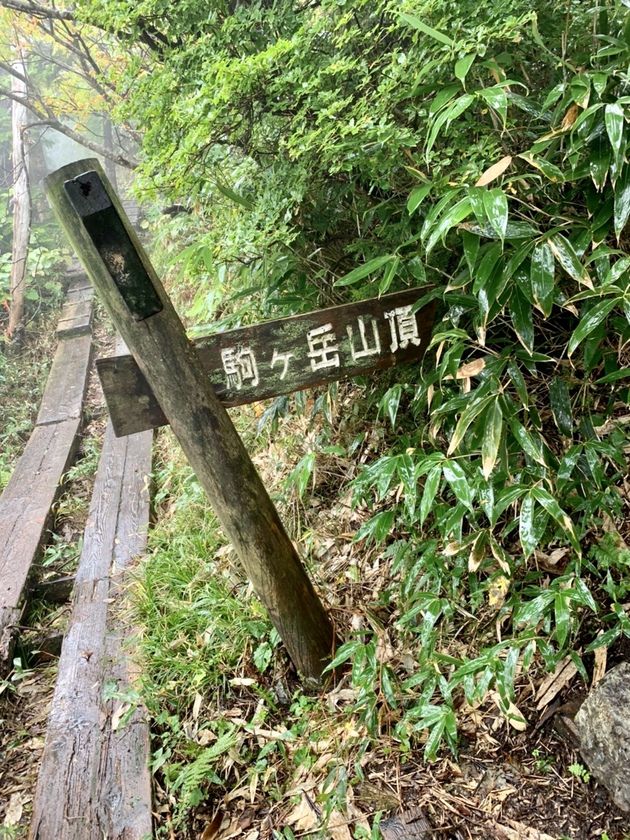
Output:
[448, 393, 494, 455]
[426, 95, 475, 158]
[481, 400, 503, 479]
[567, 297, 618, 356]
[509, 287, 534, 353]
[455, 54, 475, 83]
[530, 242, 555, 317]
[355, 510, 395, 544]
[519, 493, 537, 558]
[483, 188, 508, 242]
[477, 86, 508, 125]
[614, 167, 630, 239]
[506, 415, 544, 464]
[589, 142, 610, 191]
[596, 368, 630, 383]
[407, 183, 432, 214]
[379, 256, 401, 295]
[379, 384, 402, 429]
[549, 235, 591, 287]
[554, 593, 571, 649]
[334, 255, 395, 287]
[215, 182, 253, 210]
[548, 377, 573, 437]
[420, 465, 442, 527]
[531, 487, 581, 555]
[443, 460, 474, 511]
[425, 197, 473, 254]
[518, 153, 565, 182]
[400, 14, 455, 46]
[605, 103, 625, 175]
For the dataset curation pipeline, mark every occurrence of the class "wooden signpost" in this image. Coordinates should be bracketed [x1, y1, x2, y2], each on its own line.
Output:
[97, 287, 436, 437]
[43, 159, 435, 684]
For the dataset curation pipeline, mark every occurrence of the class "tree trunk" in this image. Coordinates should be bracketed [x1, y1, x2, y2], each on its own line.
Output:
[8, 52, 31, 339]
[102, 115, 118, 192]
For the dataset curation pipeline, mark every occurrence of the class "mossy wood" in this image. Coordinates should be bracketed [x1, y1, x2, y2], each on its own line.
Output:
[43, 159, 337, 683]
[97, 288, 436, 437]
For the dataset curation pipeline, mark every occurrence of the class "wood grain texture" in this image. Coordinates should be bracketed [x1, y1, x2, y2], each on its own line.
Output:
[0, 418, 81, 666]
[56, 276, 94, 337]
[45, 159, 338, 682]
[37, 334, 93, 424]
[0, 282, 92, 669]
[97, 290, 436, 437]
[29, 421, 153, 840]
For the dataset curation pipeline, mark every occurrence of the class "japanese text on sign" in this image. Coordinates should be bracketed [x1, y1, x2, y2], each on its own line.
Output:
[219, 304, 422, 390]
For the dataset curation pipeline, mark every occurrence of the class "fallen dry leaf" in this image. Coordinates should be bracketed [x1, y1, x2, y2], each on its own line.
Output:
[3, 792, 25, 827]
[498, 817, 557, 839]
[329, 809, 353, 840]
[286, 793, 319, 832]
[475, 156, 512, 187]
[592, 644, 607, 686]
[535, 656, 578, 711]
[491, 692, 527, 731]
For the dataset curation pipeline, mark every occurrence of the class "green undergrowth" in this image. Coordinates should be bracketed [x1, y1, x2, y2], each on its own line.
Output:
[0, 318, 58, 491]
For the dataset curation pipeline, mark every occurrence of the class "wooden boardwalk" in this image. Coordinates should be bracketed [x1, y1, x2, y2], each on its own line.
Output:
[0, 276, 93, 668]
[29, 418, 153, 839]
[0, 265, 154, 837]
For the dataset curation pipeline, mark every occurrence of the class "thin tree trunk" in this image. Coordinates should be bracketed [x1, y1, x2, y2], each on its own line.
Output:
[8, 51, 31, 338]
[102, 115, 118, 192]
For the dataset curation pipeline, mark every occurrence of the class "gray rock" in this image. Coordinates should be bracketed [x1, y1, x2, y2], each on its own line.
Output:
[575, 661, 630, 811]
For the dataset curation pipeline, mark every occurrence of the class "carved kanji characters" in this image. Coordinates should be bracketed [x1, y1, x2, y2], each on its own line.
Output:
[306, 323, 340, 371]
[220, 346, 259, 390]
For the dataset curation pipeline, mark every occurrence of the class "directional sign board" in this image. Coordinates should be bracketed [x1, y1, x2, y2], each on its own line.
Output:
[97, 288, 436, 437]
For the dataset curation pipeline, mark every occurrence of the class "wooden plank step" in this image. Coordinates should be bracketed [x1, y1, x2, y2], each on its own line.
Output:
[37, 333, 92, 424]
[0, 417, 82, 665]
[29, 421, 153, 840]
[0, 289, 93, 670]
[57, 278, 94, 338]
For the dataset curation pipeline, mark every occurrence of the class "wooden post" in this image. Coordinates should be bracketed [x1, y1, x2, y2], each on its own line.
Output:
[43, 159, 337, 683]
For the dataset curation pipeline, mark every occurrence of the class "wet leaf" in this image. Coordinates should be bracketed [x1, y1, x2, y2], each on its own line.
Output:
[481, 400, 503, 479]
[483, 188, 508, 241]
[455, 53, 475, 82]
[443, 460, 474, 511]
[420, 464, 442, 526]
[530, 242, 555, 317]
[519, 493, 537, 558]
[509, 287, 534, 353]
[548, 377, 573, 437]
[605, 103, 625, 161]
[549, 235, 591, 287]
[567, 297, 618, 356]
[400, 14, 455, 46]
[407, 183, 432, 214]
[531, 487, 581, 555]
[614, 166, 630, 238]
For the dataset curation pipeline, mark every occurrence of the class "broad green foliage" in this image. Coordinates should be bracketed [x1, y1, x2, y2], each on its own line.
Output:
[76, 0, 630, 763]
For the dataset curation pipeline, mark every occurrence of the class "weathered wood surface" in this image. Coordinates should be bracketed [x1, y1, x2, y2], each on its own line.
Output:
[45, 159, 337, 682]
[0, 421, 82, 665]
[56, 277, 94, 337]
[37, 332, 92, 424]
[97, 289, 436, 437]
[0, 276, 93, 669]
[30, 420, 153, 840]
